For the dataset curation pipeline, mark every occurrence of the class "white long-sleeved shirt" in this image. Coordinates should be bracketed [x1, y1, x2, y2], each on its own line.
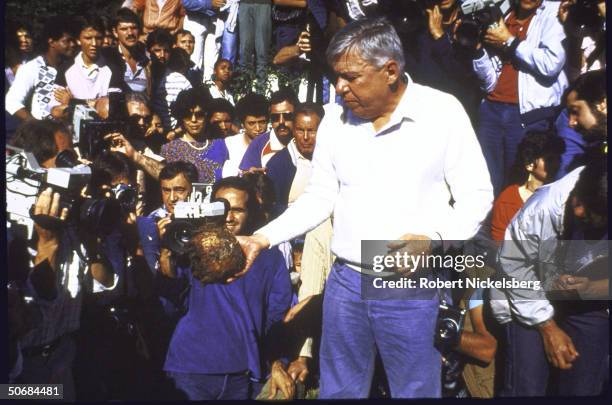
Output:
[472, 0, 568, 114]
[257, 76, 494, 266]
[5, 56, 58, 119]
[491, 167, 584, 326]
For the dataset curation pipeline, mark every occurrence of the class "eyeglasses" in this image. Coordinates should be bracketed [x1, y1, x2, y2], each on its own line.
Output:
[129, 114, 152, 125]
[270, 112, 294, 122]
[186, 111, 206, 120]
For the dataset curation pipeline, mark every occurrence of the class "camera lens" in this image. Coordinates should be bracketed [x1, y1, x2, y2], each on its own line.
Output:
[55, 150, 81, 168]
[79, 197, 121, 235]
[162, 219, 198, 255]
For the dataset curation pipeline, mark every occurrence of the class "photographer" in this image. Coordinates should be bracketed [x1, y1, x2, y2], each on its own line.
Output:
[7, 120, 118, 400]
[471, 0, 567, 197]
[159, 176, 293, 399]
[558, 0, 605, 82]
[413, 0, 484, 125]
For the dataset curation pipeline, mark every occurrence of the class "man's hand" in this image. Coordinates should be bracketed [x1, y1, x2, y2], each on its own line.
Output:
[426, 5, 445, 40]
[537, 319, 579, 369]
[268, 361, 296, 400]
[229, 234, 270, 283]
[157, 216, 172, 239]
[212, 0, 226, 9]
[296, 31, 312, 54]
[558, 0, 574, 24]
[33, 188, 68, 245]
[553, 274, 608, 299]
[287, 357, 309, 384]
[105, 132, 136, 160]
[386, 233, 432, 275]
[484, 18, 512, 48]
[53, 87, 72, 105]
[283, 294, 315, 323]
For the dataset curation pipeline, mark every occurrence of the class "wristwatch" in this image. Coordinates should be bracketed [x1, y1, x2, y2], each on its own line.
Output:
[505, 36, 521, 54]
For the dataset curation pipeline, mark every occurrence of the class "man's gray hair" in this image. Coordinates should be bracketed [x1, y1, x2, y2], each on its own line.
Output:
[326, 17, 405, 73]
[124, 91, 150, 105]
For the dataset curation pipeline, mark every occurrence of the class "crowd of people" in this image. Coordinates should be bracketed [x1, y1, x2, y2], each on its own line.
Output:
[5, 0, 608, 400]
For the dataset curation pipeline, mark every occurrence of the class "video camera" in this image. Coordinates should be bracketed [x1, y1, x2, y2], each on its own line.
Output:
[161, 200, 229, 255]
[71, 92, 136, 160]
[455, 0, 511, 50]
[6, 146, 123, 238]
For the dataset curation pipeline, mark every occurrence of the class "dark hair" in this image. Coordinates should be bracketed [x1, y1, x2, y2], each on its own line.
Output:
[113, 7, 141, 30]
[10, 120, 71, 164]
[235, 93, 269, 123]
[5, 19, 33, 52]
[207, 98, 236, 121]
[509, 130, 566, 184]
[91, 151, 134, 190]
[562, 158, 608, 238]
[171, 87, 211, 121]
[159, 161, 198, 184]
[295, 101, 325, 120]
[211, 176, 259, 235]
[41, 16, 77, 47]
[146, 28, 174, 51]
[270, 87, 298, 108]
[214, 58, 232, 70]
[77, 14, 106, 36]
[174, 29, 194, 42]
[166, 47, 191, 74]
[242, 172, 276, 225]
[572, 69, 607, 109]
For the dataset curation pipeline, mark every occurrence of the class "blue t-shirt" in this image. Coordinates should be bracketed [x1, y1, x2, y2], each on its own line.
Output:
[239, 132, 271, 171]
[163, 247, 292, 378]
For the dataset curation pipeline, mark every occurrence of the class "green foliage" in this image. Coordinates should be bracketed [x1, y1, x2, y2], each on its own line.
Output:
[230, 64, 309, 101]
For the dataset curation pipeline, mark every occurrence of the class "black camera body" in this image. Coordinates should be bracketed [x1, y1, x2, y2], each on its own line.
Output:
[455, 0, 510, 50]
[435, 301, 467, 353]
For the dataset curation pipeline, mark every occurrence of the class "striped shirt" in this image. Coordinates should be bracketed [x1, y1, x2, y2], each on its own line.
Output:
[5, 56, 57, 119]
[153, 71, 192, 130]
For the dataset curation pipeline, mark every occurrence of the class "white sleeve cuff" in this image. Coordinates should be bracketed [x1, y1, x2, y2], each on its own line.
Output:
[92, 273, 120, 293]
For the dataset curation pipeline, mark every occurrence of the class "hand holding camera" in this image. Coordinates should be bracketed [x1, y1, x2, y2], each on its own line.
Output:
[296, 30, 312, 55]
[483, 17, 512, 48]
[33, 188, 68, 244]
[105, 132, 136, 160]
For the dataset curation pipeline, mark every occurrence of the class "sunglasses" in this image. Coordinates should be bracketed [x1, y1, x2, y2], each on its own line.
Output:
[129, 114, 152, 125]
[185, 111, 206, 119]
[270, 112, 294, 122]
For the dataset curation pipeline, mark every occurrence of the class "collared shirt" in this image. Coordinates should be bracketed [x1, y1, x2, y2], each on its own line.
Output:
[472, 0, 568, 114]
[492, 167, 584, 326]
[239, 129, 286, 171]
[64, 52, 113, 100]
[206, 81, 235, 105]
[5, 56, 58, 119]
[257, 75, 493, 266]
[261, 129, 286, 168]
[286, 140, 312, 206]
[122, 49, 148, 93]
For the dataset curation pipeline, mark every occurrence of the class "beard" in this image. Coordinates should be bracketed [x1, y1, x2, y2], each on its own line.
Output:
[580, 109, 607, 144]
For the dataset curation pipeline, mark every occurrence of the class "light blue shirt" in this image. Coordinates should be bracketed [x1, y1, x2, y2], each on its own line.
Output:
[472, 1, 568, 114]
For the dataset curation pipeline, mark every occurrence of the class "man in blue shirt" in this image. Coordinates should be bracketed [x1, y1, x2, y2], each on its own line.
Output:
[239, 87, 298, 171]
[159, 176, 294, 400]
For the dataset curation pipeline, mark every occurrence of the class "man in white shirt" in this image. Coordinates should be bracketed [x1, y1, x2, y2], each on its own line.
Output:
[5, 16, 77, 121]
[236, 18, 493, 398]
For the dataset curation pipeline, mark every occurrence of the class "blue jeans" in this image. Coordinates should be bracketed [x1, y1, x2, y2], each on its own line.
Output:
[238, 2, 272, 84]
[319, 262, 441, 398]
[477, 100, 551, 196]
[167, 371, 250, 400]
[502, 305, 609, 396]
